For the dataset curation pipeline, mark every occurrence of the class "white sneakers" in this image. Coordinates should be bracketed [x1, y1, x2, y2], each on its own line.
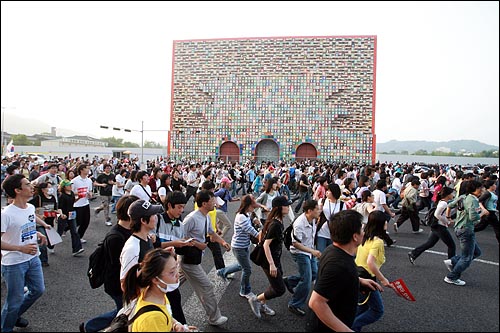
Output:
[261, 303, 276, 316]
[444, 276, 466, 286]
[412, 228, 424, 234]
[443, 259, 453, 272]
[239, 291, 256, 299]
[72, 248, 85, 257]
[208, 315, 228, 326]
[248, 296, 262, 318]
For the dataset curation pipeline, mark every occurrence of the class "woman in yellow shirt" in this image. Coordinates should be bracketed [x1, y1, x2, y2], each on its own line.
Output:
[123, 248, 195, 332]
[352, 211, 396, 332]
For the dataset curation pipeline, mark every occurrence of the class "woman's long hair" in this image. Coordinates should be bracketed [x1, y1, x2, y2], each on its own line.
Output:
[436, 186, 454, 202]
[237, 194, 255, 215]
[362, 211, 387, 245]
[261, 205, 286, 237]
[123, 248, 175, 304]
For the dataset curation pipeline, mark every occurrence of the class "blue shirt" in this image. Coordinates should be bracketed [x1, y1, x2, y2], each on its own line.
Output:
[214, 187, 232, 212]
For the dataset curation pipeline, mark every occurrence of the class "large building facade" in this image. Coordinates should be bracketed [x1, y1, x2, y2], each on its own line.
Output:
[169, 36, 377, 164]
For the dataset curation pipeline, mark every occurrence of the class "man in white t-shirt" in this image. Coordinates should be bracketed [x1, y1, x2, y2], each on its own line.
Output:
[1, 174, 49, 331]
[286, 200, 322, 316]
[71, 164, 94, 242]
[372, 179, 396, 246]
[129, 170, 152, 202]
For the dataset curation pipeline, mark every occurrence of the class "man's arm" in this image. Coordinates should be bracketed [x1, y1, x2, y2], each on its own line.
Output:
[308, 291, 353, 332]
[208, 231, 230, 251]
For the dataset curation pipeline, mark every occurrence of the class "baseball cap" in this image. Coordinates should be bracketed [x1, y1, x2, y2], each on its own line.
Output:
[272, 196, 291, 208]
[60, 179, 72, 187]
[221, 176, 232, 184]
[128, 200, 164, 220]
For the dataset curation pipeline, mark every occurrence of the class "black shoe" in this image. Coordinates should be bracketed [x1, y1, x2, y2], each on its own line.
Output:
[283, 277, 294, 294]
[15, 317, 29, 328]
[288, 305, 306, 316]
[79, 322, 86, 332]
[408, 252, 415, 265]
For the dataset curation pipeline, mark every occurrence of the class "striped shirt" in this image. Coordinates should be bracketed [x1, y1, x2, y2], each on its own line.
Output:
[231, 213, 259, 249]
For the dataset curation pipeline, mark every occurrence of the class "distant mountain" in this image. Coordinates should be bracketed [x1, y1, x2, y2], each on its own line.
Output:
[377, 140, 498, 154]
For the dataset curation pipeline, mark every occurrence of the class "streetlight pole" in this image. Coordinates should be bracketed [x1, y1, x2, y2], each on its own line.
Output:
[100, 121, 168, 170]
[141, 120, 144, 170]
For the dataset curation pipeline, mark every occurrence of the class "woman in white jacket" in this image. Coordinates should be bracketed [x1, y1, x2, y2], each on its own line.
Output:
[407, 186, 456, 264]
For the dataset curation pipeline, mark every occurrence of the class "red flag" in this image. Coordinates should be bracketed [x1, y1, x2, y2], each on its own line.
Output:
[390, 278, 416, 301]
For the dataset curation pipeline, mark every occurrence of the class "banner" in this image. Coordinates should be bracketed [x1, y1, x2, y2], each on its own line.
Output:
[390, 278, 415, 301]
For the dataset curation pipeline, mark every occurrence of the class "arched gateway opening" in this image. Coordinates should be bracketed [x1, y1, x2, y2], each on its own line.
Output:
[219, 141, 240, 163]
[295, 143, 317, 161]
[255, 139, 279, 162]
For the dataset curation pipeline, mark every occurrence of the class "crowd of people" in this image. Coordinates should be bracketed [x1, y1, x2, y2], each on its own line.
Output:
[1, 153, 498, 332]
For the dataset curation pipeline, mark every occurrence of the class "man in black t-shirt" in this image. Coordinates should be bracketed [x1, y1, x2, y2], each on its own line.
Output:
[94, 164, 115, 225]
[306, 210, 381, 332]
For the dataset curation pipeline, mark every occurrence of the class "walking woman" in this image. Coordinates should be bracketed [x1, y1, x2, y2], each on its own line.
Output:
[122, 248, 196, 332]
[230, 195, 262, 298]
[408, 187, 456, 264]
[248, 196, 291, 319]
[352, 211, 396, 332]
[316, 183, 345, 252]
[256, 177, 279, 223]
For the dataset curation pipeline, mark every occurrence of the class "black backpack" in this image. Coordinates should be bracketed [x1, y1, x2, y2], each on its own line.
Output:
[103, 304, 168, 332]
[423, 207, 440, 227]
[87, 230, 124, 289]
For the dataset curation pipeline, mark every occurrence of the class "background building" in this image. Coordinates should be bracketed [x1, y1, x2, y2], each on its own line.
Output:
[170, 36, 377, 163]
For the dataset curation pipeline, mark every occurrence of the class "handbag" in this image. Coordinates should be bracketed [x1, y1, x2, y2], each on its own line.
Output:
[250, 225, 270, 268]
[250, 243, 268, 268]
[181, 216, 208, 265]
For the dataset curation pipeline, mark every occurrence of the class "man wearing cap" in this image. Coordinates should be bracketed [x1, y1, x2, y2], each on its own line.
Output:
[180, 190, 230, 326]
[119, 199, 165, 290]
[214, 176, 240, 238]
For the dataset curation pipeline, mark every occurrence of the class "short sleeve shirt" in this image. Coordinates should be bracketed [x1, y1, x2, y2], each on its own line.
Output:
[309, 245, 359, 332]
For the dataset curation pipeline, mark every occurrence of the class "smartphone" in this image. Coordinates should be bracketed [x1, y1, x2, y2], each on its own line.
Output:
[183, 238, 194, 243]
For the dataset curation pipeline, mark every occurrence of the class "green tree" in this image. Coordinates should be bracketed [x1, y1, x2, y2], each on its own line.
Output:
[143, 140, 163, 148]
[414, 149, 428, 155]
[11, 134, 33, 146]
[123, 141, 140, 148]
[100, 136, 125, 147]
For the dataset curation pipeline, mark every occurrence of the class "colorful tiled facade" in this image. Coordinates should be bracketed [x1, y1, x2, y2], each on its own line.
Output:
[170, 36, 376, 163]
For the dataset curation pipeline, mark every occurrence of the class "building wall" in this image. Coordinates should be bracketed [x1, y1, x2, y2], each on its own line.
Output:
[171, 36, 376, 163]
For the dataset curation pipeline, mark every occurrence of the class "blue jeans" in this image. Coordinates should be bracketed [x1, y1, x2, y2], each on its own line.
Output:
[294, 191, 311, 213]
[85, 293, 123, 332]
[447, 227, 482, 280]
[288, 253, 317, 309]
[280, 185, 291, 201]
[111, 195, 121, 213]
[36, 226, 49, 264]
[233, 247, 252, 295]
[352, 289, 384, 331]
[1, 257, 45, 332]
[57, 218, 82, 253]
[316, 236, 332, 253]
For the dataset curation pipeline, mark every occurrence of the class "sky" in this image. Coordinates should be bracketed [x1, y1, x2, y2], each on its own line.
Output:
[1, 1, 499, 147]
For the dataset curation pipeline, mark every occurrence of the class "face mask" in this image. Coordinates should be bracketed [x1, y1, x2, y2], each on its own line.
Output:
[156, 276, 179, 293]
[47, 188, 54, 195]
